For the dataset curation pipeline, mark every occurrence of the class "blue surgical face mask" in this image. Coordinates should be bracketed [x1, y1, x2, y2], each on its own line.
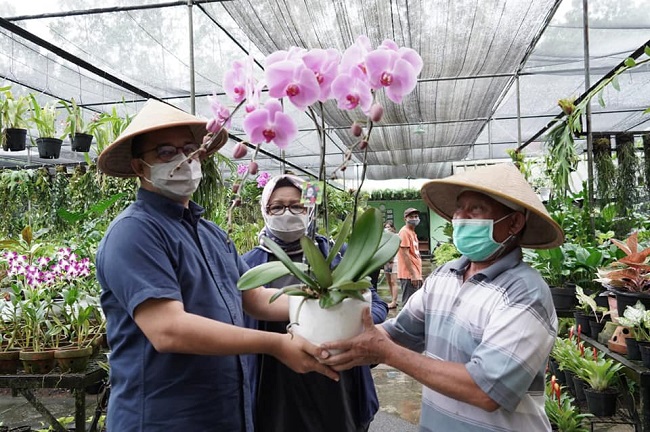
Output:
[452, 214, 513, 262]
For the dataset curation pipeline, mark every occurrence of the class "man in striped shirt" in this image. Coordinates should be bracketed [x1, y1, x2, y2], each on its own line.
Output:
[319, 164, 564, 431]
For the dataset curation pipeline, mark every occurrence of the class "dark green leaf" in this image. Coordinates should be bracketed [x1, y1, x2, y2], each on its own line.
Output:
[237, 261, 308, 291]
[332, 279, 372, 291]
[269, 284, 305, 303]
[319, 290, 347, 309]
[645, 45, 650, 57]
[332, 208, 383, 285]
[327, 212, 352, 266]
[261, 236, 319, 289]
[358, 233, 401, 279]
[300, 236, 332, 288]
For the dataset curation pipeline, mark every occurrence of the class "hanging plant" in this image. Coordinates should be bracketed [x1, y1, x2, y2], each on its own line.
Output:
[593, 136, 616, 204]
[544, 113, 580, 203]
[643, 134, 650, 197]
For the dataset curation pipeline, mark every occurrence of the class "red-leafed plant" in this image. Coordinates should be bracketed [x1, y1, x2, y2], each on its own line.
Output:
[595, 231, 650, 293]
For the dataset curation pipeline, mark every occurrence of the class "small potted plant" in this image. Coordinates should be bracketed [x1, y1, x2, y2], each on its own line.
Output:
[595, 231, 650, 313]
[28, 94, 62, 159]
[59, 98, 93, 152]
[238, 207, 399, 345]
[576, 350, 623, 417]
[617, 300, 650, 361]
[545, 375, 592, 431]
[0, 88, 31, 151]
[575, 286, 611, 340]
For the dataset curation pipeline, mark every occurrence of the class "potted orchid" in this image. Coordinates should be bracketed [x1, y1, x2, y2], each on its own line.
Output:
[216, 36, 422, 344]
[59, 98, 93, 152]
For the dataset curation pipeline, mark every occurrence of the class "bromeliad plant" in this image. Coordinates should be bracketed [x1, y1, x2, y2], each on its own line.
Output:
[237, 207, 399, 308]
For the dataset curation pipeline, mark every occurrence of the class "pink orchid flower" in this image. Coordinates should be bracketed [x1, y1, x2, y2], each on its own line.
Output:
[365, 42, 423, 104]
[243, 99, 297, 149]
[257, 171, 271, 188]
[330, 67, 373, 113]
[302, 48, 341, 102]
[223, 58, 254, 103]
[207, 95, 231, 133]
[339, 35, 373, 77]
[266, 60, 321, 111]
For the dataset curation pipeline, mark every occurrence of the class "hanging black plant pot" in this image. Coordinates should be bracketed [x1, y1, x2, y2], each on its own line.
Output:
[4, 128, 27, 151]
[71, 132, 93, 152]
[36, 137, 63, 159]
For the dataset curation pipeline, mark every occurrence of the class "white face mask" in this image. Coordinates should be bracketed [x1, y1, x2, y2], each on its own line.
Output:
[265, 212, 309, 243]
[141, 153, 202, 200]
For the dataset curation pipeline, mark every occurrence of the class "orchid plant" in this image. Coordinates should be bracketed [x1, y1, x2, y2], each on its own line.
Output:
[219, 36, 421, 307]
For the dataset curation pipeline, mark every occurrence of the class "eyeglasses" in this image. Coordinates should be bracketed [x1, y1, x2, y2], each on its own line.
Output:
[266, 203, 307, 215]
[139, 144, 200, 162]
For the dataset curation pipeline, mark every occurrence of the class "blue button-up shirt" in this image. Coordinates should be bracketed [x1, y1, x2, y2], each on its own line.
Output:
[97, 189, 252, 431]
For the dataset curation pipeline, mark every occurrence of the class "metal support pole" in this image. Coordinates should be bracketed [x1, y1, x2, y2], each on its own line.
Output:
[487, 118, 493, 159]
[187, 0, 196, 114]
[516, 75, 522, 147]
[583, 0, 595, 236]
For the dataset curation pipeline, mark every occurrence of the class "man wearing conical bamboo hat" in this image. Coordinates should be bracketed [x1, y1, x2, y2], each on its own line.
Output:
[95, 100, 337, 431]
[319, 163, 563, 432]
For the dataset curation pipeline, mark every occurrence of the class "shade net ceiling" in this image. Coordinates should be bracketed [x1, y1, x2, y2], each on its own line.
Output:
[0, 0, 649, 183]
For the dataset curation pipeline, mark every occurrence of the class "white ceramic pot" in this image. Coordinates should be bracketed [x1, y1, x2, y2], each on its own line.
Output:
[288, 290, 372, 348]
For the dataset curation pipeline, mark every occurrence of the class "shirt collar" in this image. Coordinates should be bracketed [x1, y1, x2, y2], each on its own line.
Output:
[448, 247, 522, 282]
[137, 188, 205, 222]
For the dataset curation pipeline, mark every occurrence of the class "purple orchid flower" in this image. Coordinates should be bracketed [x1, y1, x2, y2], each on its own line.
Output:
[242, 99, 297, 149]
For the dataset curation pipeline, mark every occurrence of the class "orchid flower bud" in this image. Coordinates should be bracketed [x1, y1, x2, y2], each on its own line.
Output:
[370, 103, 384, 122]
[359, 140, 368, 150]
[350, 122, 363, 137]
[233, 143, 248, 159]
[248, 161, 259, 175]
[232, 183, 240, 193]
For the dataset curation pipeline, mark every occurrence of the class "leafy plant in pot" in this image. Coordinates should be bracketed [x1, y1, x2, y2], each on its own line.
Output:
[238, 207, 399, 345]
[617, 300, 650, 361]
[0, 88, 31, 151]
[575, 286, 611, 340]
[28, 94, 63, 159]
[59, 98, 93, 152]
[577, 354, 623, 417]
[595, 231, 650, 314]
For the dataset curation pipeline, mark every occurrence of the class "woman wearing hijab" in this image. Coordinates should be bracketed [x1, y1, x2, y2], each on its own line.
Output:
[243, 174, 387, 432]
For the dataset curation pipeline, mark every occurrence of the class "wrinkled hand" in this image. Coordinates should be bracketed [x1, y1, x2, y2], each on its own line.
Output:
[316, 308, 389, 371]
[274, 333, 339, 381]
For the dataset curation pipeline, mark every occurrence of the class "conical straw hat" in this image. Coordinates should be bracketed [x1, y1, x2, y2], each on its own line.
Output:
[420, 164, 564, 249]
[97, 99, 228, 177]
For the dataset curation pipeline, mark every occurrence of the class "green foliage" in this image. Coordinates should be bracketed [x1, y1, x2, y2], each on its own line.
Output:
[577, 357, 623, 391]
[433, 242, 460, 266]
[544, 118, 580, 202]
[28, 94, 60, 138]
[238, 208, 400, 309]
[59, 97, 90, 135]
[545, 377, 592, 432]
[367, 188, 420, 201]
[614, 134, 640, 236]
[0, 88, 30, 129]
[593, 136, 616, 203]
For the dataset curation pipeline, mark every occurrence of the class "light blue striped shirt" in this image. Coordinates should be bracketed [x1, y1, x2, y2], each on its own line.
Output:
[383, 247, 557, 432]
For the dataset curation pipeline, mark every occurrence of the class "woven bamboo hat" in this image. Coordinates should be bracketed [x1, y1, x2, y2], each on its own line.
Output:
[97, 99, 228, 177]
[420, 164, 563, 249]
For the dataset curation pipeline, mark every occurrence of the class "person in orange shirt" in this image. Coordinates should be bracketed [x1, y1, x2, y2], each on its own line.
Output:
[397, 208, 423, 305]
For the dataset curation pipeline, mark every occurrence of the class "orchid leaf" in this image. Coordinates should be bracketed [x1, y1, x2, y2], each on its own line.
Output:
[268, 284, 306, 303]
[326, 212, 352, 266]
[319, 290, 347, 308]
[358, 232, 400, 280]
[237, 260, 309, 291]
[331, 279, 372, 291]
[332, 208, 382, 285]
[301, 236, 332, 288]
[261, 236, 319, 289]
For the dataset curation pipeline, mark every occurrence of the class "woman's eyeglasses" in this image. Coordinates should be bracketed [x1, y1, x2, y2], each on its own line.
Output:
[266, 203, 307, 215]
[139, 144, 200, 162]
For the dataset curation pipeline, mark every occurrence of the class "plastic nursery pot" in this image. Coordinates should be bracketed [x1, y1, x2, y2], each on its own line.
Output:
[4, 128, 27, 151]
[35, 137, 62, 159]
[71, 132, 93, 152]
[584, 387, 618, 417]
